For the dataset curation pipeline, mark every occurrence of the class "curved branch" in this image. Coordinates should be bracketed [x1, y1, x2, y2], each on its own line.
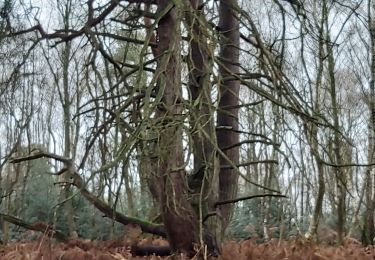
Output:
[71, 171, 166, 236]
[9, 151, 166, 237]
[9, 0, 121, 43]
[0, 214, 68, 242]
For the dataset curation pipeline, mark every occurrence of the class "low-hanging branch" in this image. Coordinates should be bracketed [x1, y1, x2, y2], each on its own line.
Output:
[214, 193, 288, 207]
[9, 151, 166, 237]
[71, 171, 166, 237]
[10, 151, 71, 165]
[0, 214, 68, 242]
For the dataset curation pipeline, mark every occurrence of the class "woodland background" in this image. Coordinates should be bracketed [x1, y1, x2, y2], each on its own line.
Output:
[0, 0, 374, 257]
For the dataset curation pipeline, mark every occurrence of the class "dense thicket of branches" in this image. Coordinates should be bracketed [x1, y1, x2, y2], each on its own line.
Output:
[1, 0, 375, 256]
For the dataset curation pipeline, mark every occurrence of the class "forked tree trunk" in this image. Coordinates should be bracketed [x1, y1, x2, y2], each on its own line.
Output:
[148, 0, 200, 254]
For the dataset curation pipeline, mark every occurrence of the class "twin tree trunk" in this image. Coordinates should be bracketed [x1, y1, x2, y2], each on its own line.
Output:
[146, 0, 240, 255]
[150, 0, 199, 254]
[8, 0, 240, 255]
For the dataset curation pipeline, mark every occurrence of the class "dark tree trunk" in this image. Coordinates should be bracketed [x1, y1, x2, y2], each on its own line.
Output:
[216, 0, 240, 237]
[363, 0, 375, 245]
[148, 0, 200, 255]
[187, 0, 216, 198]
[186, 0, 220, 248]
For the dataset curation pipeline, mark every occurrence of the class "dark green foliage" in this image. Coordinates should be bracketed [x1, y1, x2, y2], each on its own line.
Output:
[68, 196, 125, 240]
[3, 158, 124, 241]
[21, 159, 58, 223]
[229, 197, 286, 240]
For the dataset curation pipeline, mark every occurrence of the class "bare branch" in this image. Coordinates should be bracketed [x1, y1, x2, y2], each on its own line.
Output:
[9, 151, 166, 237]
[222, 140, 280, 151]
[220, 160, 278, 169]
[214, 193, 287, 207]
[9, 151, 70, 164]
[0, 214, 68, 242]
[8, 0, 121, 43]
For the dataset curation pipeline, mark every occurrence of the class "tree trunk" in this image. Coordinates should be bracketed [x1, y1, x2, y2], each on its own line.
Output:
[61, 38, 77, 238]
[123, 162, 135, 217]
[185, 0, 220, 248]
[305, 11, 326, 239]
[58, 1, 77, 237]
[149, 1, 200, 254]
[363, 0, 375, 245]
[216, 0, 240, 238]
[326, 18, 346, 245]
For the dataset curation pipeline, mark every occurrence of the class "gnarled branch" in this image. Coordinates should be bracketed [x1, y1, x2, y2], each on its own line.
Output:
[9, 151, 166, 237]
[0, 214, 68, 242]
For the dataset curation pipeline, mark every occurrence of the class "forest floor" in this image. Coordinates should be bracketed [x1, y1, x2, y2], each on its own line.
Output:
[1, 236, 375, 260]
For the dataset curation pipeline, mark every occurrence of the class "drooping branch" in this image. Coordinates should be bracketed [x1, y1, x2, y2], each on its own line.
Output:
[9, 151, 166, 237]
[0, 214, 68, 242]
[71, 171, 166, 236]
[8, 0, 133, 44]
[11, 1, 117, 42]
[10, 151, 74, 176]
[10, 151, 71, 165]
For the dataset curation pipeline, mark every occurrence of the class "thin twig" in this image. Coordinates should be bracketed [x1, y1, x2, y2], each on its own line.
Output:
[214, 193, 287, 207]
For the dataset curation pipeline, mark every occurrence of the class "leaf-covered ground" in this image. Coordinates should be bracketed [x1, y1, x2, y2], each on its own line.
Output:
[1, 236, 375, 259]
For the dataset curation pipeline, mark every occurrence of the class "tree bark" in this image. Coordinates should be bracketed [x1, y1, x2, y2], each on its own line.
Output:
[326, 21, 346, 246]
[305, 9, 326, 240]
[216, 0, 240, 237]
[363, 0, 375, 245]
[185, 0, 220, 248]
[148, 1, 201, 254]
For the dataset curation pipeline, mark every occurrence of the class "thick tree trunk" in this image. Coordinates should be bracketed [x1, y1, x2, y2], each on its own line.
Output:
[185, 0, 220, 248]
[216, 0, 240, 237]
[148, 1, 200, 255]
